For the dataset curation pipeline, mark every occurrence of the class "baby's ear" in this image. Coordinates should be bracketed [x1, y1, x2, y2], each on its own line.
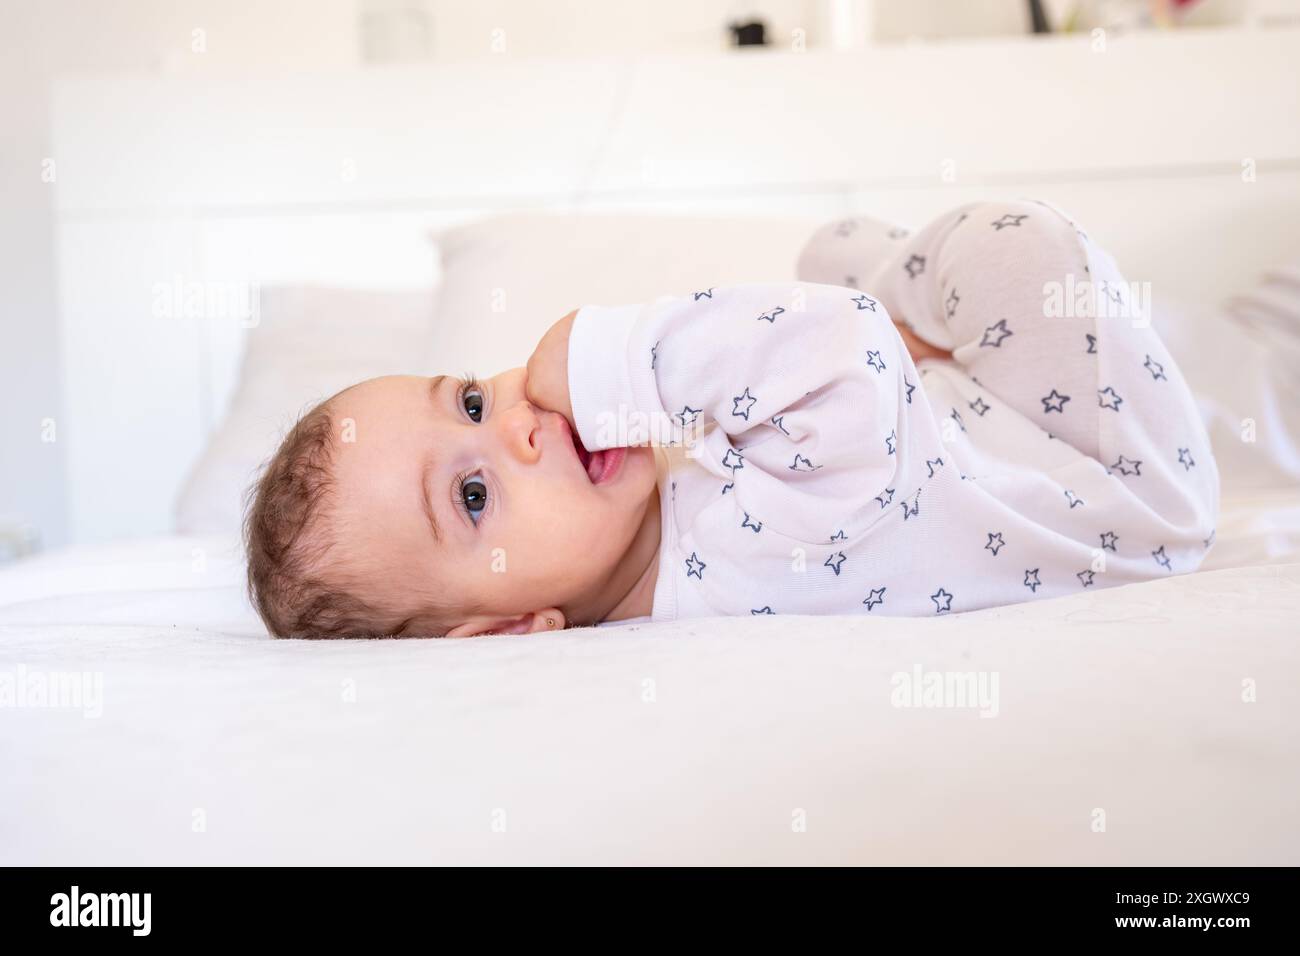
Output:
[445, 609, 565, 638]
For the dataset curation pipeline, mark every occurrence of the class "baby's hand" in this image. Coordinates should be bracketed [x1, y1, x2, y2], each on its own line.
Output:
[525, 309, 578, 427]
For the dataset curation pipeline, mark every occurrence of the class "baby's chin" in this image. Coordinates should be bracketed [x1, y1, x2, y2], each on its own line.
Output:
[571, 448, 659, 545]
[615, 448, 662, 529]
[626, 444, 658, 474]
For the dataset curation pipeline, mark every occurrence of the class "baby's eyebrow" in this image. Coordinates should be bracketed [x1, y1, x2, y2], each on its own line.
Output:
[420, 375, 449, 544]
[420, 460, 441, 544]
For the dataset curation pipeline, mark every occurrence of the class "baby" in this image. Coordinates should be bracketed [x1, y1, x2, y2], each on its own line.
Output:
[244, 199, 1219, 637]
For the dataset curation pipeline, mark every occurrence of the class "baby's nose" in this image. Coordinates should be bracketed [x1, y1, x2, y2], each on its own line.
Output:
[500, 401, 542, 457]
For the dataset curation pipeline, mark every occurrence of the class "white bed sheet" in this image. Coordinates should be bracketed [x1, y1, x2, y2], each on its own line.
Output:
[1, 491, 1298, 864]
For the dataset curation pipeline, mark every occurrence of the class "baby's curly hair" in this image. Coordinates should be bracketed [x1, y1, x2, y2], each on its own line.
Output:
[243, 399, 391, 639]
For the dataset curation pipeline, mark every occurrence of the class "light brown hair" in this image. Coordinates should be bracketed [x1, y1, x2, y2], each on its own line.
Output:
[243, 400, 392, 638]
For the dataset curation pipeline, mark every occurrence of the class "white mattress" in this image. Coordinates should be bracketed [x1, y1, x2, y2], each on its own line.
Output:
[2, 490, 1298, 864]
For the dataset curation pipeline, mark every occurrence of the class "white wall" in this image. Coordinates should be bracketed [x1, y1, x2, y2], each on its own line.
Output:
[3, 0, 1290, 550]
[0, 0, 358, 552]
[1, 0, 815, 553]
[0, 0, 900, 552]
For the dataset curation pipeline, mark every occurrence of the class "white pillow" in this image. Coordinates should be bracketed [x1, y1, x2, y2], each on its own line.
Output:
[174, 284, 437, 534]
[427, 212, 822, 376]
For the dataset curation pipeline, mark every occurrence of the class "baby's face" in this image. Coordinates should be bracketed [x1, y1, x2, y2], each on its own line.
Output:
[325, 371, 658, 634]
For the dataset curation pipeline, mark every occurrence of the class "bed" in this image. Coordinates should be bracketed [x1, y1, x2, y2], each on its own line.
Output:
[4, 26, 1299, 865]
[2, 503, 1297, 864]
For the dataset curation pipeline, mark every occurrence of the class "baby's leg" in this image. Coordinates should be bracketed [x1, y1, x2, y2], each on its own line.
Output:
[797, 214, 951, 361]
[796, 214, 913, 294]
[800, 199, 1219, 548]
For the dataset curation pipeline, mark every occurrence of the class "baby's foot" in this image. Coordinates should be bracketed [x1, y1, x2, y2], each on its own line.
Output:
[895, 322, 953, 363]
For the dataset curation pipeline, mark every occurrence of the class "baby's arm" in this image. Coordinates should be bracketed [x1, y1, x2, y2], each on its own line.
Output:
[524, 299, 945, 432]
[546, 284, 923, 507]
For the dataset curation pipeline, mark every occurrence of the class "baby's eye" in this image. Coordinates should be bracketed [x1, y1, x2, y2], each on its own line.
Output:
[461, 383, 484, 423]
[459, 473, 488, 524]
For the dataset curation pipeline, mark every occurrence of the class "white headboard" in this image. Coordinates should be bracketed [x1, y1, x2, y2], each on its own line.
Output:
[51, 26, 1300, 542]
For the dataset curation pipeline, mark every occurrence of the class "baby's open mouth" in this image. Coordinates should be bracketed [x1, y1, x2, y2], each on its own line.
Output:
[570, 428, 626, 485]
[573, 430, 593, 472]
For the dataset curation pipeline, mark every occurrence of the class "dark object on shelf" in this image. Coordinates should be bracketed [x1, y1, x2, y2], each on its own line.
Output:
[1028, 0, 1052, 34]
[728, 20, 767, 46]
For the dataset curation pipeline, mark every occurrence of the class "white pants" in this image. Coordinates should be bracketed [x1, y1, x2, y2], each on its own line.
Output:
[797, 199, 1219, 592]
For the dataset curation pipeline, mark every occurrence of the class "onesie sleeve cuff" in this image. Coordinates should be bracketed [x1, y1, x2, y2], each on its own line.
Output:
[568, 303, 645, 451]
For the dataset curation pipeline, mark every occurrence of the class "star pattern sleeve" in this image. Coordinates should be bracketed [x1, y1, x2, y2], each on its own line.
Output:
[567, 282, 919, 524]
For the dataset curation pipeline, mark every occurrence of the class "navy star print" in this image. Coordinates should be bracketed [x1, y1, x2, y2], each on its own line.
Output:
[1100, 531, 1119, 551]
[945, 288, 960, 319]
[1086, 333, 1097, 354]
[770, 414, 790, 435]
[732, 387, 757, 420]
[1077, 569, 1095, 587]
[1041, 389, 1070, 413]
[1178, 447, 1195, 470]
[931, 588, 954, 613]
[991, 213, 1029, 230]
[969, 396, 990, 417]
[1110, 455, 1142, 477]
[676, 405, 701, 428]
[852, 293, 878, 312]
[904, 254, 926, 278]
[876, 487, 895, 508]
[1144, 354, 1167, 381]
[1098, 386, 1123, 411]
[926, 457, 944, 478]
[866, 350, 887, 373]
[901, 490, 921, 520]
[830, 530, 847, 542]
[722, 448, 745, 473]
[862, 587, 886, 610]
[1024, 569, 1041, 592]
[685, 553, 706, 579]
[980, 319, 1013, 348]
[904, 376, 915, 404]
[1065, 490, 1084, 508]
[751, 606, 774, 615]
[651, 342, 659, 369]
[950, 408, 966, 432]
[756, 306, 785, 323]
[789, 454, 821, 472]
[985, 532, 1005, 556]
[825, 552, 846, 576]
[886, 429, 896, 455]
[1152, 546, 1171, 570]
[741, 512, 762, 533]
[693, 288, 714, 301]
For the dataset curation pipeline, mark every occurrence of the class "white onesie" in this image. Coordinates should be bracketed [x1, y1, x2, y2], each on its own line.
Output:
[569, 199, 1219, 620]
